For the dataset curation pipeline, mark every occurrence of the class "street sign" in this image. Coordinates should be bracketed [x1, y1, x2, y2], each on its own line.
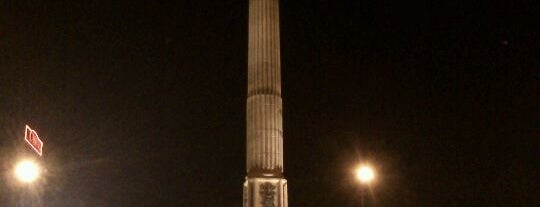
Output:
[24, 125, 43, 156]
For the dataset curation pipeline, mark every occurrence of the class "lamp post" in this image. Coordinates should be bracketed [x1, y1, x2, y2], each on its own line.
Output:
[355, 165, 375, 207]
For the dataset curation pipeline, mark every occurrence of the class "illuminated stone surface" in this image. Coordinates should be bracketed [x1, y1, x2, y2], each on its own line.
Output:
[244, 0, 288, 206]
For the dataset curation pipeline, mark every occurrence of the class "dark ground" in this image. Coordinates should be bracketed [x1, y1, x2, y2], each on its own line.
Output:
[0, 0, 538, 206]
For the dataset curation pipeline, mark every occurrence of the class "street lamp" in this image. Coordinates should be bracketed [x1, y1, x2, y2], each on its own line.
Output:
[356, 165, 375, 184]
[14, 159, 40, 183]
[355, 164, 376, 207]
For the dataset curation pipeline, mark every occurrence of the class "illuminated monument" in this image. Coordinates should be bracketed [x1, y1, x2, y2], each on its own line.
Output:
[243, 0, 288, 206]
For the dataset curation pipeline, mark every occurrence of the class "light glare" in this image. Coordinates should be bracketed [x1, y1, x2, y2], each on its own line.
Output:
[14, 160, 40, 183]
[356, 165, 375, 183]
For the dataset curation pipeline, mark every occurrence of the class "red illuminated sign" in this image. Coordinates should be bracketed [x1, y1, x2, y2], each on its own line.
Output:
[25, 125, 43, 156]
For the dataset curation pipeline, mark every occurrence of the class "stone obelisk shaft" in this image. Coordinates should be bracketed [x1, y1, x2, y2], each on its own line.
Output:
[244, 0, 288, 207]
[247, 0, 283, 176]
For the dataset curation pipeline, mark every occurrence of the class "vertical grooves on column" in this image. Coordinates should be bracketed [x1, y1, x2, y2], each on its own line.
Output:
[261, 0, 265, 169]
[256, 0, 262, 169]
[272, 0, 277, 170]
[269, 1, 279, 170]
[260, 0, 265, 169]
[265, 0, 270, 169]
[265, 0, 271, 170]
[254, 0, 258, 170]
[248, 0, 252, 171]
[269, 0, 274, 169]
[272, 0, 276, 170]
[254, 0, 258, 168]
[256, 1, 264, 168]
[276, 0, 281, 94]
[263, 0, 268, 170]
[261, 0, 264, 168]
[274, 0, 279, 170]
[249, 0, 254, 170]
[268, 0, 273, 170]
[257, 0, 262, 169]
[273, 0, 277, 170]
[247, 0, 283, 174]
[275, 0, 281, 170]
[265, 0, 269, 170]
[277, 0, 283, 169]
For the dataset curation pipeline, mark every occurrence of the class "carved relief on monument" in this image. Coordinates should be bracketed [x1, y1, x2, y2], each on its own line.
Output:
[259, 182, 276, 207]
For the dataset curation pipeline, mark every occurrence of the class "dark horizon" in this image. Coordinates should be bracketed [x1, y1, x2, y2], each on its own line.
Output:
[1, 0, 537, 206]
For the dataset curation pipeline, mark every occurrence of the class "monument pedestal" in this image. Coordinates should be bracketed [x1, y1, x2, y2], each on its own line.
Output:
[243, 177, 288, 207]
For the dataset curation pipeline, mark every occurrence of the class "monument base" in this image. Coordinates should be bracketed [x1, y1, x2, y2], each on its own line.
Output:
[243, 177, 288, 207]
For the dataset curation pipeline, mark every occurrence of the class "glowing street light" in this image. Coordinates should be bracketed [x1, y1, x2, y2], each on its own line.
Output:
[354, 164, 376, 207]
[14, 160, 40, 183]
[355, 165, 375, 184]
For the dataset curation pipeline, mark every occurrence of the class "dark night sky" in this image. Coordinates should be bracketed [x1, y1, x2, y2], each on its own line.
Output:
[0, 0, 538, 206]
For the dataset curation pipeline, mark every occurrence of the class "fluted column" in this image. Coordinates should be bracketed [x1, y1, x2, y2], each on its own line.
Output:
[246, 0, 283, 176]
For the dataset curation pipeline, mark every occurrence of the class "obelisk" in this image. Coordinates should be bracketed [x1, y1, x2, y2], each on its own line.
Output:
[243, 0, 288, 206]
